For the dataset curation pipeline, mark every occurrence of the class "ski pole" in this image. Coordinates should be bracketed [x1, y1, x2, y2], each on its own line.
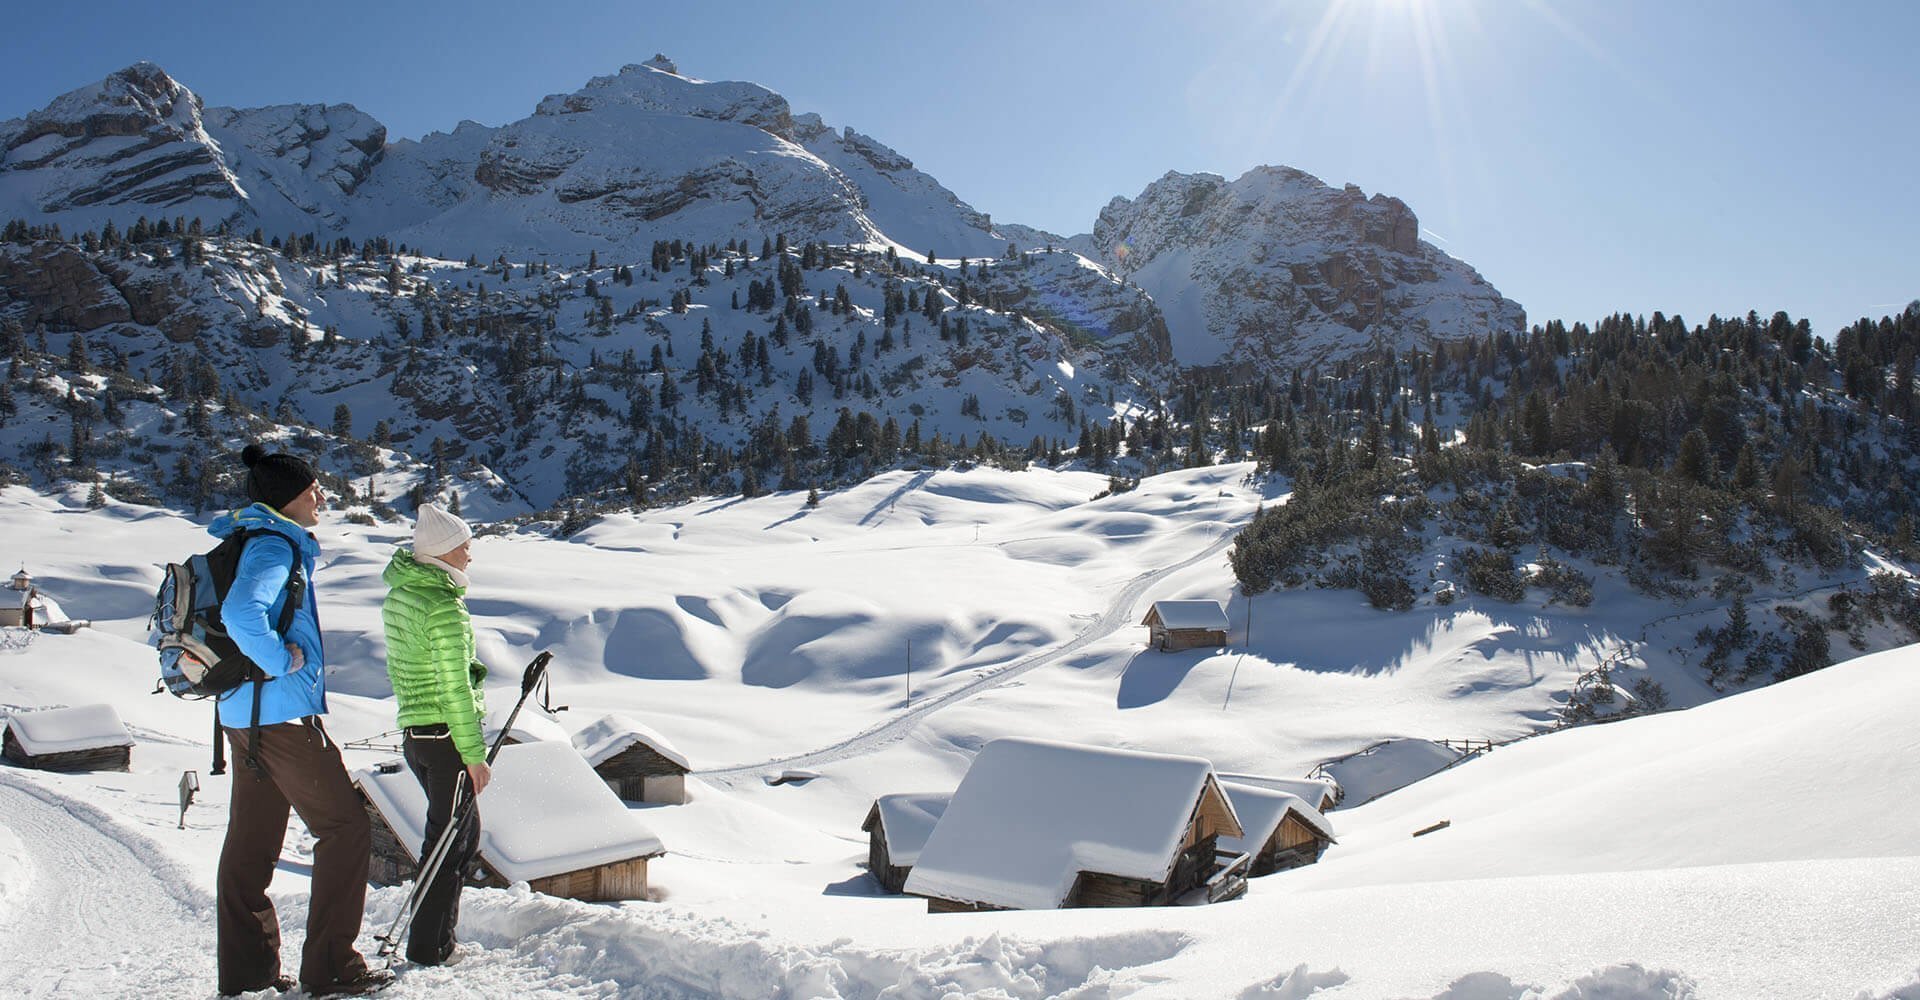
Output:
[376, 650, 553, 961]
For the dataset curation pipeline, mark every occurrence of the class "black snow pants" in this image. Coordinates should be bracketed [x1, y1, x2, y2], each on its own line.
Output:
[402, 726, 482, 965]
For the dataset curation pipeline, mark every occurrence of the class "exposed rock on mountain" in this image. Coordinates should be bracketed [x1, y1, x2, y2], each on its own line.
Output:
[0, 63, 240, 219]
[1076, 167, 1525, 369]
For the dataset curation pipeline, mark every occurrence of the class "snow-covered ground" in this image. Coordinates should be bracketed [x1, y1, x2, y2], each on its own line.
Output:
[0, 464, 1916, 998]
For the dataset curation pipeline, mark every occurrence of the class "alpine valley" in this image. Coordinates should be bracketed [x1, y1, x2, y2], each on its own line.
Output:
[3, 53, 1920, 1000]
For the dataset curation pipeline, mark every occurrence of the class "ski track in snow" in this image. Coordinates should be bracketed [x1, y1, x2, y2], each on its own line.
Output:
[697, 519, 1242, 781]
[0, 773, 217, 997]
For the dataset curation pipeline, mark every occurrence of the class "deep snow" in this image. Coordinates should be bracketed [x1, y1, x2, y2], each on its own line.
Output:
[0, 463, 1915, 997]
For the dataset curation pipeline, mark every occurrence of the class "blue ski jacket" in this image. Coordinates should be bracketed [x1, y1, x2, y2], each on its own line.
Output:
[211, 503, 328, 728]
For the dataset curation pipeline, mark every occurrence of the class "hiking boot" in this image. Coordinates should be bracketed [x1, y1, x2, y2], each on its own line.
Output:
[406, 941, 468, 967]
[304, 967, 395, 999]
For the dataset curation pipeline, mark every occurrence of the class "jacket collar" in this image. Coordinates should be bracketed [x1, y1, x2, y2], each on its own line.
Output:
[209, 503, 320, 558]
[415, 551, 470, 591]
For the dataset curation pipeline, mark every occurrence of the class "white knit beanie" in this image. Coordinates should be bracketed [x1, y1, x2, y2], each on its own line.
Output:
[413, 503, 473, 557]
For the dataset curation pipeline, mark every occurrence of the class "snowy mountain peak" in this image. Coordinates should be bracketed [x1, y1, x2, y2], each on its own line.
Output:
[643, 53, 679, 75]
[0, 62, 247, 227]
[1083, 165, 1521, 369]
[532, 60, 793, 139]
[15, 62, 203, 144]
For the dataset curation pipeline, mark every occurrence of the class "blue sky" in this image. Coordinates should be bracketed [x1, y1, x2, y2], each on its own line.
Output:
[3, 0, 1914, 336]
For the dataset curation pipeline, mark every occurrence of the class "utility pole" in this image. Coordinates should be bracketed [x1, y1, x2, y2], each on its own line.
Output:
[906, 637, 912, 706]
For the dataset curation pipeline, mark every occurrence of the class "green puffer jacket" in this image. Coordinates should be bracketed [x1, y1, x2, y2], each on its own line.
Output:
[383, 549, 487, 764]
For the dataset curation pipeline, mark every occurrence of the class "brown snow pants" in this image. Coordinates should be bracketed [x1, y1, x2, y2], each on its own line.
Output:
[216, 719, 372, 994]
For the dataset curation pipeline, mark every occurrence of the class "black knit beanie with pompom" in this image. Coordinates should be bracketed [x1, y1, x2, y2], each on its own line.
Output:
[241, 443, 317, 511]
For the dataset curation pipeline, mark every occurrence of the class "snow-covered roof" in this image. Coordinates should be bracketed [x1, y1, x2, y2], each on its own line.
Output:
[1217, 782, 1336, 857]
[484, 709, 570, 747]
[356, 740, 664, 883]
[571, 713, 690, 771]
[863, 793, 950, 867]
[903, 738, 1240, 910]
[1144, 600, 1229, 631]
[4, 704, 133, 755]
[1217, 773, 1340, 808]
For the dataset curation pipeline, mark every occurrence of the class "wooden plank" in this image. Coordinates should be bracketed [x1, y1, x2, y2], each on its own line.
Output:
[3, 730, 130, 772]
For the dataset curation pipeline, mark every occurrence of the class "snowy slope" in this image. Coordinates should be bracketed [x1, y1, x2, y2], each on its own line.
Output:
[0, 465, 1915, 997]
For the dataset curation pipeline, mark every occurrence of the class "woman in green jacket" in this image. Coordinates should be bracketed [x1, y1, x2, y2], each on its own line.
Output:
[383, 503, 487, 967]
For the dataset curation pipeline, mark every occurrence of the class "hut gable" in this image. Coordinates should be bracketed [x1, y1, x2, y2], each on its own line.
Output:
[903, 738, 1242, 911]
[2, 704, 134, 771]
[356, 740, 665, 902]
[1218, 782, 1337, 876]
[572, 713, 691, 804]
[863, 792, 950, 893]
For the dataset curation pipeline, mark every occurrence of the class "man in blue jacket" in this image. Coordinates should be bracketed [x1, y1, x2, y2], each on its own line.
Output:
[214, 444, 391, 999]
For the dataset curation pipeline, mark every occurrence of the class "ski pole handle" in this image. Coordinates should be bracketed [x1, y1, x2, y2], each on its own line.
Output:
[521, 650, 552, 694]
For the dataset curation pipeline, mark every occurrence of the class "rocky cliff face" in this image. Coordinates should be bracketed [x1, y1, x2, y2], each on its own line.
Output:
[1076, 166, 1525, 369]
[0, 63, 242, 221]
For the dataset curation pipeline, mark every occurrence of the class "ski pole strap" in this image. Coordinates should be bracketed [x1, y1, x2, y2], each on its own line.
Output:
[245, 672, 265, 774]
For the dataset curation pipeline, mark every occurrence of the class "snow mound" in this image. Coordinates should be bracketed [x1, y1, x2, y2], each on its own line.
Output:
[1239, 964, 1350, 998]
[1315, 738, 1462, 807]
[484, 708, 570, 747]
[1296, 643, 1920, 888]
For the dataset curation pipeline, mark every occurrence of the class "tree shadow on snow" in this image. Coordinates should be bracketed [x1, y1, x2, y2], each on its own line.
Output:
[857, 470, 936, 526]
[1247, 591, 1619, 685]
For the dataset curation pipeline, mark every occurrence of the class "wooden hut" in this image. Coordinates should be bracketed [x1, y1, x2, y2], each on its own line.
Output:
[2, 704, 134, 772]
[1218, 781, 1337, 876]
[903, 738, 1244, 912]
[1141, 600, 1230, 651]
[355, 739, 666, 902]
[861, 793, 950, 893]
[572, 713, 692, 805]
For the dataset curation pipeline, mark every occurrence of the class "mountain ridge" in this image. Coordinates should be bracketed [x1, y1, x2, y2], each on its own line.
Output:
[2, 60, 1524, 371]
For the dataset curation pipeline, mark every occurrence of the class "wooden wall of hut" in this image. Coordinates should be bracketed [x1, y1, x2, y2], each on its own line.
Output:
[2, 729, 129, 772]
[598, 744, 690, 804]
[364, 796, 418, 887]
[1251, 815, 1332, 875]
[529, 858, 649, 902]
[1066, 835, 1218, 908]
[867, 826, 911, 893]
[1159, 628, 1226, 651]
[922, 896, 1011, 914]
